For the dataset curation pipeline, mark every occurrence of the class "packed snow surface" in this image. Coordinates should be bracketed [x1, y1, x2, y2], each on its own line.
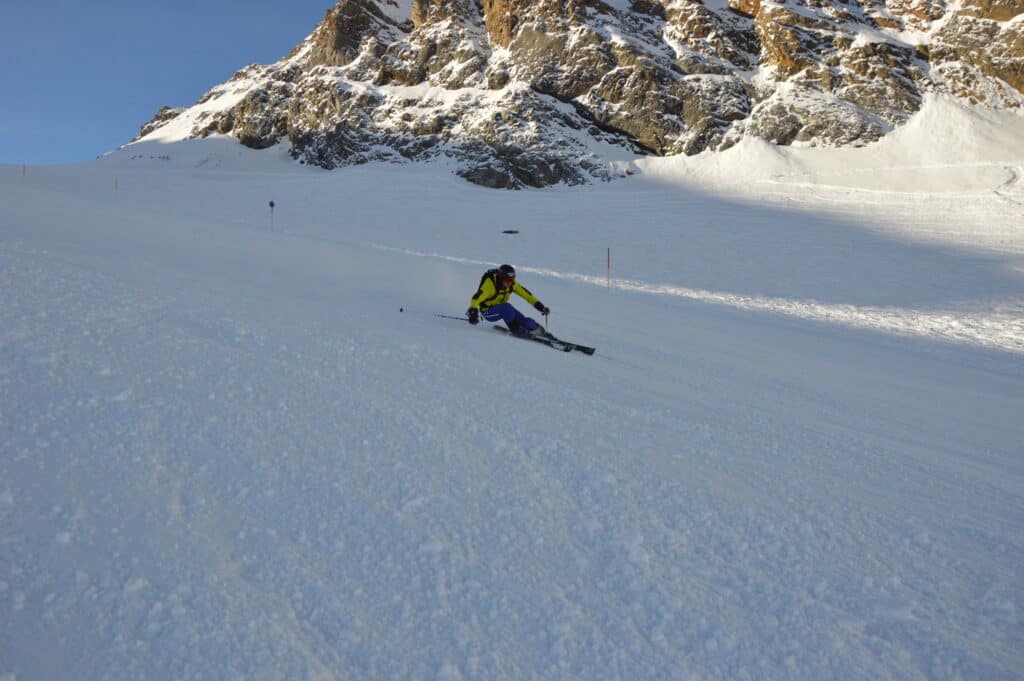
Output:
[2, 97, 1022, 680]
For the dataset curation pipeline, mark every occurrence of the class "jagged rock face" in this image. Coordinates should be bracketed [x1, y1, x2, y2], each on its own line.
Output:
[304, 0, 411, 67]
[883, 0, 947, 31]
[136, 106, 183, 139]
[930, 0, 1024, 104]
[138, 0, 1024, 188]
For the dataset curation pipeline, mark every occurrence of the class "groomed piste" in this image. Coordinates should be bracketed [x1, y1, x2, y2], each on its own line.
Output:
[2, 96, 1022, 680]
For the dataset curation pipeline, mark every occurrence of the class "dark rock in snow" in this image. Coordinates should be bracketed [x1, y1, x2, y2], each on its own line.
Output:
[136, 0, 1024, 187]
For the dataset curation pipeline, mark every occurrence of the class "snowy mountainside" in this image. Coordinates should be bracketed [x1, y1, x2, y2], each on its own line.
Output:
[3, 95, 1024, 679]
[134, 0, 1024, 188]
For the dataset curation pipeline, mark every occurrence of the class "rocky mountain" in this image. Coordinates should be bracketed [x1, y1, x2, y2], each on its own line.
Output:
[135, 0, 1023, 188]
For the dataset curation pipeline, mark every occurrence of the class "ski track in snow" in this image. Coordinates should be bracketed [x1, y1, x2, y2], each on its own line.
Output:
[2, 116, 1024, 680]
[366, 244, 1024, 355]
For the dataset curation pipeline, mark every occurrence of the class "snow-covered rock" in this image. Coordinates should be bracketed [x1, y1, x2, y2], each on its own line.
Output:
[133, 0, 1024, 187]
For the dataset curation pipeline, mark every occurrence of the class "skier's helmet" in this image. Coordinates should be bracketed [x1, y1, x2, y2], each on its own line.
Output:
[498, 264, 516, 284]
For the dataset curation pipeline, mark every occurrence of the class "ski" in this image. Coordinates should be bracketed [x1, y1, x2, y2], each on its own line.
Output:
[548, 333, 596, 355]
[556, 335, 597, 355]
[434, 314, 596, 355]
[492, 326, 596, 355]
[494, 325, 570, 352]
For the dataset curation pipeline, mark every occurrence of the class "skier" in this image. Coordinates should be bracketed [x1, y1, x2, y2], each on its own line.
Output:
[467, 264, 550, 337]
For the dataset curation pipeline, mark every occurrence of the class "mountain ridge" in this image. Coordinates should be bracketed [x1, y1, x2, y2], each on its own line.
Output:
[133, 0, 1024, 188]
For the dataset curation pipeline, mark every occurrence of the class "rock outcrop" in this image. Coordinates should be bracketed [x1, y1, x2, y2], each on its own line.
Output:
[136, 0, 1024, 188]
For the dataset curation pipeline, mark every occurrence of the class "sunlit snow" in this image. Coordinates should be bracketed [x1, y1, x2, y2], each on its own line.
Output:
[2, 96, 1022, 681]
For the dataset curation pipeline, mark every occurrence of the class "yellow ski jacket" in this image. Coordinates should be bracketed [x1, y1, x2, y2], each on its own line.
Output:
[469, 269, 540, 311]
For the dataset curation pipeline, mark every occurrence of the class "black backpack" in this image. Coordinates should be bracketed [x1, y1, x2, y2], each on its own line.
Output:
[478, 268, 501, 290]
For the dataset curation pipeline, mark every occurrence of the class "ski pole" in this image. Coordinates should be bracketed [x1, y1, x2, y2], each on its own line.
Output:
[434, 313, 469, 322]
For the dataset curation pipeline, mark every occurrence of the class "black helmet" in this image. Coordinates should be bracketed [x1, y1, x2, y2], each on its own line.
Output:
[498, 264, 515, 280]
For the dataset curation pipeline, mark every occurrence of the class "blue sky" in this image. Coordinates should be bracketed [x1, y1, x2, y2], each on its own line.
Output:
[2, 1, 334, 164]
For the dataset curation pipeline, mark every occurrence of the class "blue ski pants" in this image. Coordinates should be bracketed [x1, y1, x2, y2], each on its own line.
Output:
[481, 303, 539, 334]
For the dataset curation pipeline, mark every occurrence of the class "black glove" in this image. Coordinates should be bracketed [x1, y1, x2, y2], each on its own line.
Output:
[534, 301, 550, 316]
[467, 308, 479, 325]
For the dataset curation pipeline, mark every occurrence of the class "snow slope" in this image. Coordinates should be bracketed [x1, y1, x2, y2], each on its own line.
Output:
[2, 97, 1022, 680]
